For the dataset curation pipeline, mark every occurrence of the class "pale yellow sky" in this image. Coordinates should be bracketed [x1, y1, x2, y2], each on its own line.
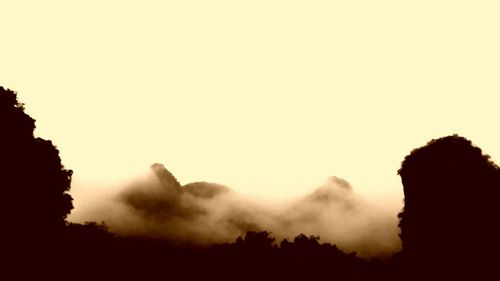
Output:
[1, 1, 499, 203]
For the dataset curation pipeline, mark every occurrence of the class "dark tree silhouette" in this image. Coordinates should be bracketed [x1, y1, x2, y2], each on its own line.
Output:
[398, 134, 500, 276]
[13, 84, 500, 279]
[0, 87, 73, 248]
[234, 230, 276, 250]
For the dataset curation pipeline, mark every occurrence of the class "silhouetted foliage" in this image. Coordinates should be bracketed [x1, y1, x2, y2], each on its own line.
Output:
[207, 231, 379, 280]
[65, 221, 114, 242]
[398, 134, 500, 277]
[7, 86, 498, 279]
[1, 87, 73, 245]
[235, 230, 276, 250]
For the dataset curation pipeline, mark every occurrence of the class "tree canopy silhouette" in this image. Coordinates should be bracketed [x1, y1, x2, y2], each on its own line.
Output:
[397, 134, 500, 276]
[7, 86, 500, 279]
[0, 86, 73, 245]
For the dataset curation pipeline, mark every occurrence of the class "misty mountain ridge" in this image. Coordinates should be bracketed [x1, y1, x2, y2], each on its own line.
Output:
[5, 86, 500, 278]
[150, 163, 231, 199]
[150, 162, 351, 201]
[98, 163, 400, 256]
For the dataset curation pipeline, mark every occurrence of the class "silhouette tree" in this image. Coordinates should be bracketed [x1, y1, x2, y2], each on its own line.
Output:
[234, 230, 276, 250]
[0, 87, 73, 247]
[398, 134, 500, 276]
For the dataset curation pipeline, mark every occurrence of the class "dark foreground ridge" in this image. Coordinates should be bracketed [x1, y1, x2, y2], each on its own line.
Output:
[2, 86, 499, 280]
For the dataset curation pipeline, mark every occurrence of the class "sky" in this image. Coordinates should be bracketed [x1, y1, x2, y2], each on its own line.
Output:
[1, 1, 500, 209]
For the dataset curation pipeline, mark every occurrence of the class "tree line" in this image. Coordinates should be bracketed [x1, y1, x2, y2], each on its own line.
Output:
[1, 86, 499, 279]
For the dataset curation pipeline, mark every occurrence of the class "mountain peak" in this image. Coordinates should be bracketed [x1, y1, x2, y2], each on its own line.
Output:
[150, 163, 182, 190]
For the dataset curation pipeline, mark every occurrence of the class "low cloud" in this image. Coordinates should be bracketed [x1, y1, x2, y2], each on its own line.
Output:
[71, 164, 401, 257]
